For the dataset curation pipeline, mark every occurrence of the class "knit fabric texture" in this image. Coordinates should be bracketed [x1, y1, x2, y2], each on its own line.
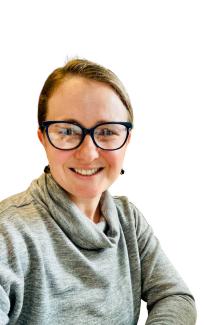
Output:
[0, 173, 196, 324]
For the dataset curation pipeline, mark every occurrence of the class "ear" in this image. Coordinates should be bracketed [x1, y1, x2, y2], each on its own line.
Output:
[37, 128, 45, 146]
[127, 131, 132, 144]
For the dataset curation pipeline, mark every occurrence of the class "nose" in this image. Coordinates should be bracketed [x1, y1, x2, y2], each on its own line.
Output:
[74, 134, 100, 162]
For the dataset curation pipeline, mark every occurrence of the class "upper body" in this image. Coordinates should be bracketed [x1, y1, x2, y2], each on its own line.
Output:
[0, 58, 196, 324]
[0, 172, 196, 324]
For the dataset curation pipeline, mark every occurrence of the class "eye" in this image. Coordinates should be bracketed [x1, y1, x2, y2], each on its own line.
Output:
[99, 128, 114, 136]
[55, 124, 81, 137]
[59, 128, 75, 135]
[95, 127, 118, 137]
[48, 123, 82, 139]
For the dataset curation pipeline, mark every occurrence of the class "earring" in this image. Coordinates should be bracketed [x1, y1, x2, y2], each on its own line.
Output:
[120, 169, 125, 175]
[44, 165, 50, 173]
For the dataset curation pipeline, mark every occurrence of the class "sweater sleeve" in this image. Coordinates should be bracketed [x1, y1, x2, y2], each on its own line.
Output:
[0, 266, 12, 325]
[0, 220, 25, 325]
[133, 206, 197, 325]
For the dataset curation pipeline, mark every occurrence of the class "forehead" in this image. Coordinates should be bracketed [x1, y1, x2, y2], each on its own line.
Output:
[47, 77, 129, 123]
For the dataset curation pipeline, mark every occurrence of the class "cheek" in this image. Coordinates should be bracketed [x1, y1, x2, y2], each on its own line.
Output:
[45, 146, 72, 166]
[102, 150, 126, 171]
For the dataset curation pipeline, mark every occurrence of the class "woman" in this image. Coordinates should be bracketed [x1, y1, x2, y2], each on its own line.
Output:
[0, 58, 196, 324]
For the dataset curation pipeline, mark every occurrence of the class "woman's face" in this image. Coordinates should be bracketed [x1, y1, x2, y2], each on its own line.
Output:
[38, 77, 131, 203]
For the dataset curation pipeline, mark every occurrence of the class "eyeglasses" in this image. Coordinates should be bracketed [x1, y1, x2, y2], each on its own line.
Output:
[41, 121, 133, 151]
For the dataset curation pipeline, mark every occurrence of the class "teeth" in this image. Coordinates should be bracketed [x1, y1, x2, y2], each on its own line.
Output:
[73, 168, 100, 176]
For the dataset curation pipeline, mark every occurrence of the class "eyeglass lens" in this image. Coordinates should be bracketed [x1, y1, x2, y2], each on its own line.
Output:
[47, 122, 129, 150]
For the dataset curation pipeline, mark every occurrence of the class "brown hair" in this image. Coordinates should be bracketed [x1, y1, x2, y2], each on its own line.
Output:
[38, 58, 133, 130]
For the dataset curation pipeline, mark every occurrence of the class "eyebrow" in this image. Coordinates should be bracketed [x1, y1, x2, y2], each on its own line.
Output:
[62, 119, 81, 124]
[56, 119, 113, 126]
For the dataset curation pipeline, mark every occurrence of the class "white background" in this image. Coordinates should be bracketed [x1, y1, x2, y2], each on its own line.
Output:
[0, 0, 203, 323]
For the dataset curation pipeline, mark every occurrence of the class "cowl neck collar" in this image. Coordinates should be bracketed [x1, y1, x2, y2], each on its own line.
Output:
[29, 172, 120, 250]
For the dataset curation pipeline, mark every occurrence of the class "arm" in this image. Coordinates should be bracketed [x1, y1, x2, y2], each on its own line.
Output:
[0, 269, 11, 325]
[0, 222, 25, 325]
[134, 207, 197, 324]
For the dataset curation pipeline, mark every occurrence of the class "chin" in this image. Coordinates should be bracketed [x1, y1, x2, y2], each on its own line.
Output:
[75, 190, 103, 199]
[68, 186, 105, 199]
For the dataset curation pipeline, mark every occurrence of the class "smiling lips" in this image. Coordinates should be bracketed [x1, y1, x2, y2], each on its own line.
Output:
[70, 168, 103, 176]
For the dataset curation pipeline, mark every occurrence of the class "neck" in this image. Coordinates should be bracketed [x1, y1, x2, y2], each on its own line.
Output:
[68, 194, 102, 223]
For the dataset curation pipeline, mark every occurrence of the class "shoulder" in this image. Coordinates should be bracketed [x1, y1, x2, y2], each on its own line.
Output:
[0, 191, 38, 274]
[0, 185, 44, 231]
[0, 190, 33, 216]
[0, 183, 49, 262]
[0, 173, 47, 219]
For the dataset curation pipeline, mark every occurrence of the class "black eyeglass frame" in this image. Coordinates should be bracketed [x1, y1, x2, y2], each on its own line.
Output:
[41, 121, 133, 151]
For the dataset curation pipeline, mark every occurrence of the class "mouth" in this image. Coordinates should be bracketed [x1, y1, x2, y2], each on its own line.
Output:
[70, 167, 104, 176]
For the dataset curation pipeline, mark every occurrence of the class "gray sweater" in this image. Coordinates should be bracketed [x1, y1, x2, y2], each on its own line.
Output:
[0, 173, 196, 324]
